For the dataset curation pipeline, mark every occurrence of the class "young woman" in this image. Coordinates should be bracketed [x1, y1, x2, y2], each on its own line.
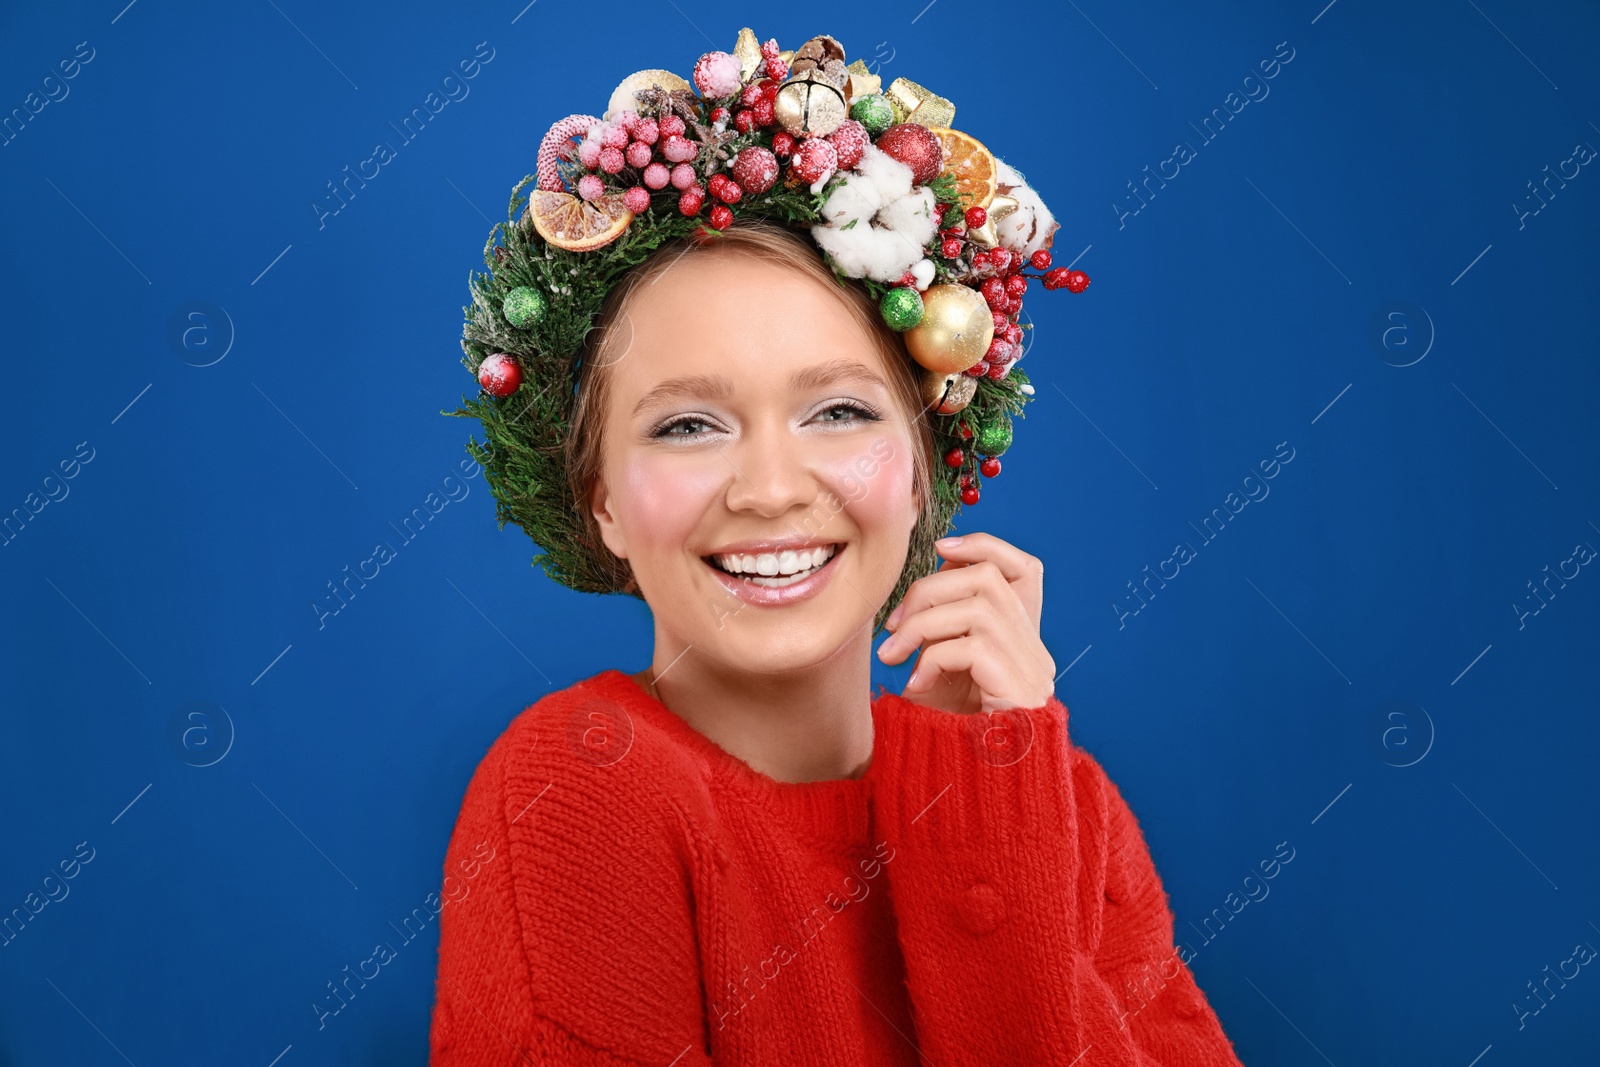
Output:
[430, 219, 1245, 1065]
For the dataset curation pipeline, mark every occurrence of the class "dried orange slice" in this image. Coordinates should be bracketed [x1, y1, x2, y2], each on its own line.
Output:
[526, 189, 633, 252]
[928, 127, 998, 211]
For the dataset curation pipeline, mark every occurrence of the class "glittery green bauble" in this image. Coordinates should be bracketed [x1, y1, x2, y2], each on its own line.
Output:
[503, 286, 547, 328]
[975, 418, 1013, 457]
[880, 286, 924, 332]
[850, 94, 895, 137]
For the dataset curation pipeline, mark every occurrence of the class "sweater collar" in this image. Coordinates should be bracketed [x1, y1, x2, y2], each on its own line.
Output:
[587, 669, 879, 851]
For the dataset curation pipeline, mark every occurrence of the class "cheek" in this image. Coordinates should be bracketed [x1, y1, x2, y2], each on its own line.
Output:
[831, 431, 916, 532]
[615, 451, 723, 553]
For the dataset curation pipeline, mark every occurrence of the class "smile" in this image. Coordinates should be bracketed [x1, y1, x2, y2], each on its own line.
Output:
[701, 544, 843, 606]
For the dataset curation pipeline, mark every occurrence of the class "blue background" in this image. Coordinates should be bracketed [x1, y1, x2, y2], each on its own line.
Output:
[2, 0, 1597, 1063]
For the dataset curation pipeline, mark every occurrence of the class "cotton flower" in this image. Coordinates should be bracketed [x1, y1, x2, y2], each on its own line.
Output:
[810, 144, 941, 284]
[993, 160, 1059, 259]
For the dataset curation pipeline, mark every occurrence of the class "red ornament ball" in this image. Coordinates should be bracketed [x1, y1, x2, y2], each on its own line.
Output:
[1030, 249, 1052, 270]
[477, 353, 522, 397]
[875, 123, 944, 185]
[708, 203, 733, 229]
[980, 456, 1001, 478]
[965, 205, 988, 230]
[960, 485, 980, 506]
[943, 446, 965, 468]
[790, 137, 838, 184]
[731, 146, 779, 194]
[827, 119, 869, 170]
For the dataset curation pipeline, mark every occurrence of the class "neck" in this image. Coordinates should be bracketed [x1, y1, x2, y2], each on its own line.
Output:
[631, 628, 877, 784]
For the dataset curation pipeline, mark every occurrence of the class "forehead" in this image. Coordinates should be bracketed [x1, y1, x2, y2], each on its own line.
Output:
[611, 249, 879, 377]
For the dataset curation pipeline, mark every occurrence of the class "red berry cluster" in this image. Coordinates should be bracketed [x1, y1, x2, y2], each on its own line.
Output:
[939, 422, 1002, 505]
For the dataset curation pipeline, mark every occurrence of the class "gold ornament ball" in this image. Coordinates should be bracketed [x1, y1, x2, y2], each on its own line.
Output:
[773, 70, 847, 138]
[904, 284, 994, 374]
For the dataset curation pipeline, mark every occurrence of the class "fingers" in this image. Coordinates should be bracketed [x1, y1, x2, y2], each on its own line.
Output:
[904, 634, 1055, 711]
[878, 589, 1019, 666]
[896, 532, 1044, 628]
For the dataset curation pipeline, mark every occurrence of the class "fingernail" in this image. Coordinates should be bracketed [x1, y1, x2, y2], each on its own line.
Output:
[877, 637, 894, 660]
[886, 604, 904, 629]
[935, 536, 963, 549]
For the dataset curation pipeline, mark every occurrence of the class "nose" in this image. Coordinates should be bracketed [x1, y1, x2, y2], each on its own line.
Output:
[720, 420, 820, 519]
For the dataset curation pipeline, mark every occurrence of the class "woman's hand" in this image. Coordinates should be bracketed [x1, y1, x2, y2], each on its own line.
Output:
[876, 532, 1056, 714]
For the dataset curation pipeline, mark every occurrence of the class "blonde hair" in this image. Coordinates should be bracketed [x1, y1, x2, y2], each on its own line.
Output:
[565, 218, 937, 599]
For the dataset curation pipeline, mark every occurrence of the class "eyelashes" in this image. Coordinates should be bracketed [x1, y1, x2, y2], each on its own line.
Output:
[650, 401, 884, 440]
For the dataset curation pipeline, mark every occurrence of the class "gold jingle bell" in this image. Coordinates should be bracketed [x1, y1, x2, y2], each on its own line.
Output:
[773, 69, 848, 138]
[905, 284, 994, 374]
[919, 370, 978, 415]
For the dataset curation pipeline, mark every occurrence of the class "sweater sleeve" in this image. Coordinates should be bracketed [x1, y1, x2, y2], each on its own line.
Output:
[864, 692, 1243, 1067]
[430, 706, 714, 1067]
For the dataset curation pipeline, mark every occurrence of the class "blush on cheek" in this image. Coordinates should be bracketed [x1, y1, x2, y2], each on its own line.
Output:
[617, 453, 724, 553]
[828, 433, 916, 529]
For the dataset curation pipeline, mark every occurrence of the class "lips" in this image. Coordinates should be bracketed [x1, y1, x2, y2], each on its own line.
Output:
[702, 543, 845, 607]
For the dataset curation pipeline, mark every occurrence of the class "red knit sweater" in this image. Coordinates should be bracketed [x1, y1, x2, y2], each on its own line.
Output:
[430, 668, 1244, 1065]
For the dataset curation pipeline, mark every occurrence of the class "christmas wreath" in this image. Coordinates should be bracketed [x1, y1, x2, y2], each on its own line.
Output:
[444, 27, 1090, 633]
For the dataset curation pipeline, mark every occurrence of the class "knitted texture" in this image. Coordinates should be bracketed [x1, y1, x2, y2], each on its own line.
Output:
[430, 669, 1246, 1065]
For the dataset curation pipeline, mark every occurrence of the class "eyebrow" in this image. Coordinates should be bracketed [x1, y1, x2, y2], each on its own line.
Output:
[630, 357, 889, 418]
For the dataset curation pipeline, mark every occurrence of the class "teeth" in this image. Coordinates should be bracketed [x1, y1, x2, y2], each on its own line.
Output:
[712, 543, 838, 577]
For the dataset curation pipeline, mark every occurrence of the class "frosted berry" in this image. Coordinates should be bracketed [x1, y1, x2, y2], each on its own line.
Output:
[661, 135, 698, 164]
[622, 185, 651, 213]
[740, 84, 764, 109]
[759, 38, 780, 59]
[827, 119, 869, 170]
[764, 56, 788, 80]
[710, 105, 730, 125]
[965, 206, 987, 230]
[991, 311, 1009, 332]
[710, 175, 742, 203]
[751, 96, 776, 128]
[708, 203, 733, 229]
[643, 162, 671, 189]
[731, 146, 779, 194]
[678, 186, 706, 216]
[577, 138, 603, 168]
[960, 485, 980, 505]
[625, 141, 652, 169]
[1064, 270, 1090, 293]
[963, 360, 990, 377]
[600, 123, 629, 150]
[1030, 249, 1052, 270]
[734, 109, 755, 134]
[980, 456, 1001, 478]
[944, 446, 965, 468]
[659, 115, 686, 137]
[988, 248, 1011, 271]
[634, 117, 658, 145]
[980, 277, 1007, 310]
[577, 174, 606, 201]
[772, 131, 796, 157]
[692, 50, 743, 98]
[1005, 274, 1028, 297]
[941, 238, 963, 259]
[670, 163, 698, 190]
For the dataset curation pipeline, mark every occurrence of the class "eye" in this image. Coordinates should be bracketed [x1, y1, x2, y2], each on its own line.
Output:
[652, 415, 719, 439]
[814, 401, 883, 425]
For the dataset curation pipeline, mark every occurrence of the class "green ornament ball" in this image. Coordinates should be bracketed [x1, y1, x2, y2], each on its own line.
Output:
[880, 286, 924, 332]
[503, 286, 547, 328]
[850, 94, 896, 137]
[975, 418, 1013, 457]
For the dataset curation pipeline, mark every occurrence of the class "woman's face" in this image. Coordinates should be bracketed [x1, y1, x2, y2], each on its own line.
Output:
[589, 248, 921, 674]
